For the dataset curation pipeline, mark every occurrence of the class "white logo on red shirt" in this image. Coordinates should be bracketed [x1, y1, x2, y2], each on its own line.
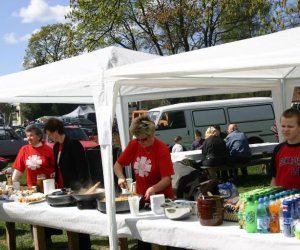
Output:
[26, 155, 42, 170]
[134, 156, 151, 177]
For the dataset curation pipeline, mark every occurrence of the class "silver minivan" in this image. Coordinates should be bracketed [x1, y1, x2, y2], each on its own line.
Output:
[147, 97, 277, 149]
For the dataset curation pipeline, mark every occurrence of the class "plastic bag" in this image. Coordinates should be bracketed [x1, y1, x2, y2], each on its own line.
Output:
[218, 182, 239, 200]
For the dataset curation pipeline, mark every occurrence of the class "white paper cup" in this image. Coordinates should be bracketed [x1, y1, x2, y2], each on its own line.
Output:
[126, 178, 133, 192]
[128, 196, 141, 216]
[150, 194, 165, 215]
[13, 181, 20, 190]
[43, 179, 55, 195]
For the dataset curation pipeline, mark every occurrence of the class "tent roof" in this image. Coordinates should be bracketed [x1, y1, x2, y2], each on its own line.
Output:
[62, 105, 95, 117]
[0, 46, 158, 103]
[107, 27, 300, 82]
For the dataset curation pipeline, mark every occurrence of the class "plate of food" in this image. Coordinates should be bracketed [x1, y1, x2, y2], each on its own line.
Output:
[16, 193, 46, 204]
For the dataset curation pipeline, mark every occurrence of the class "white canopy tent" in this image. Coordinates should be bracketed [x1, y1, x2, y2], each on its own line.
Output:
[62, 105, 95, 118]
[105, 27, 300, 148]
[0, 46, 158, 250]
[1, 28, 300, 249]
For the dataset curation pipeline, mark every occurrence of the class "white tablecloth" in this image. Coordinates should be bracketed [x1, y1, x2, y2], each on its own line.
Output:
[124, 212, 300, 250]
[171, 142, 278, 162]
[0, 200, 131, 237]
[0, 201, 299, 249]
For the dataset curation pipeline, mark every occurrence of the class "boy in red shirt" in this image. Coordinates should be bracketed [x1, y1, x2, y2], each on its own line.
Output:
[269, 108, 300, 189]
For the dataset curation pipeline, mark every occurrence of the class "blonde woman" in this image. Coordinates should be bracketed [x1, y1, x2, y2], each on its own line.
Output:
[201, 126, 229, 167]
[114, 116, 174, 201]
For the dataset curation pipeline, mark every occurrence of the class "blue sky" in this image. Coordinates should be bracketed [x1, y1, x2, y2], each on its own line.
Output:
[0, 0, 70, 76]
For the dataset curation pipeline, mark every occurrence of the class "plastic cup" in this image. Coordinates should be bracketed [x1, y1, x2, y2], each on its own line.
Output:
[128, 196, 141, 216]
[150, 194, 165, 215]
[13, 181, 20, 190]
[126, 178, 133, 193]
[43, 179, 55, 195]
[36, 174, 46, 193]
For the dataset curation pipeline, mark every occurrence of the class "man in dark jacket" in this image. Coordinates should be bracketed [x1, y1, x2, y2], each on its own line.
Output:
[225, 124, 252, 178]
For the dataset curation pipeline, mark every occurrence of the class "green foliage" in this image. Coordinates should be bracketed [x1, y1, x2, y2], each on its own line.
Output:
[23, 23, 80, 69]
[21, 103, 78, 121]
[0, 104, 13, 124]
[68, 0, 276, 55]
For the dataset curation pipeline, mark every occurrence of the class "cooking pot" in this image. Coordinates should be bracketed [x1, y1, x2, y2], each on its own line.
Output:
[46, 189, 76, 207]
[97, 194, 144, 213]
[71, 188, 105, 202]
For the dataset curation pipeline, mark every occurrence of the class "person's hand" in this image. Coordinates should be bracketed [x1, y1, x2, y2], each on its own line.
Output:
[144, 186, 156, 200]
[118, 177, 127, 189]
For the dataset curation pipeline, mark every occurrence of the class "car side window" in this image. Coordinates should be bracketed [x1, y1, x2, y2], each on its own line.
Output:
[157, 111, 186, 130]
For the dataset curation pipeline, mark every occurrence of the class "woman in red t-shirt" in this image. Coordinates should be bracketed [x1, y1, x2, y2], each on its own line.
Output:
[114, 116, 174, 201]
[13, 124, 55, 187]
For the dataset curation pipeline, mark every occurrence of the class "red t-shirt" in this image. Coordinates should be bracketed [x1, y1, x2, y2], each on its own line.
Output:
[274, 143, 300, 189]
[13, 143, 55, 186]
[117, 138, 174, 198]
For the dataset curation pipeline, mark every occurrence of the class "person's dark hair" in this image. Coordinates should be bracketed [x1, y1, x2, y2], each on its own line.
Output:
[43, 118, 65, 134]
[174, 136, 182, 143]
[282, 108, 300, 126]
[25, 124, 43, 142]
[195, 130, 202, 137]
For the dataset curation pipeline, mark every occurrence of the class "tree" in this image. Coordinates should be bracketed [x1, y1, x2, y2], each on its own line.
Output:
[21, 103, 78, 121]
[68, 0, 273, 55]
[23, 23, 80, 69]
[22, 23, 81, 120]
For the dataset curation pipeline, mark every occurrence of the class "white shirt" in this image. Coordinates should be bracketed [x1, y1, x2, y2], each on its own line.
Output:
[172, 143, 183, 153]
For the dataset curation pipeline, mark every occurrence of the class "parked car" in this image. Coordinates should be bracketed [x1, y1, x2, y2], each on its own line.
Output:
[12, 125, 26, 138]
[62, 117, 97, 136]
[45, 125, 98, 149]
[0, 126, 28, 158]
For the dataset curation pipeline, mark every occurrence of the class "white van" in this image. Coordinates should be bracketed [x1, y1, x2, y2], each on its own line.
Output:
[147, 97, 276, 149]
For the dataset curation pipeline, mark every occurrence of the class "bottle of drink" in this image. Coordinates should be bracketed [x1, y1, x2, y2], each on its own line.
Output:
[238, 193, 246, 229]
[263, 196, 270, 232]
[257, 197, 269, 233]
[269, 195, 280, 233]
[245, 196, 257, 233]
[279, 194, 284, 233]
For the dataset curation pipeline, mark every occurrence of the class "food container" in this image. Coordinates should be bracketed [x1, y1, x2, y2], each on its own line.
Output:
[71, 188, 105, 202]
[197, 195, 224, 226]
[162, 200, 193, 220]
[46, 189, 76, 207]
[174, 200, 197, 215]
[97, 194, 144, 213]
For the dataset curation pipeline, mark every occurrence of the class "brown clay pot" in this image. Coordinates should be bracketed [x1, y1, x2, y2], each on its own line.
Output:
[197, 195, 224, 226]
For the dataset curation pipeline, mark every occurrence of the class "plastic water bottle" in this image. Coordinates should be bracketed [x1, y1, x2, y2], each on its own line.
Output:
[269, 195, 280, 233]
[245, 196, 257, 233]
[263, 196, 270, 232]
[257, 197, 269, 233]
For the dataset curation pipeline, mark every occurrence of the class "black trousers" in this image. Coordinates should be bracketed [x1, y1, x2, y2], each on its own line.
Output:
[78, 233, 91, 250]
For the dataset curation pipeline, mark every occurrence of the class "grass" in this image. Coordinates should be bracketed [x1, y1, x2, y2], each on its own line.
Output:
[0, 163, 270, 249]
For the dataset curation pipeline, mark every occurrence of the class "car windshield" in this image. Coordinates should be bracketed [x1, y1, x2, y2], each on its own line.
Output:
[64, 127, 89, 140]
